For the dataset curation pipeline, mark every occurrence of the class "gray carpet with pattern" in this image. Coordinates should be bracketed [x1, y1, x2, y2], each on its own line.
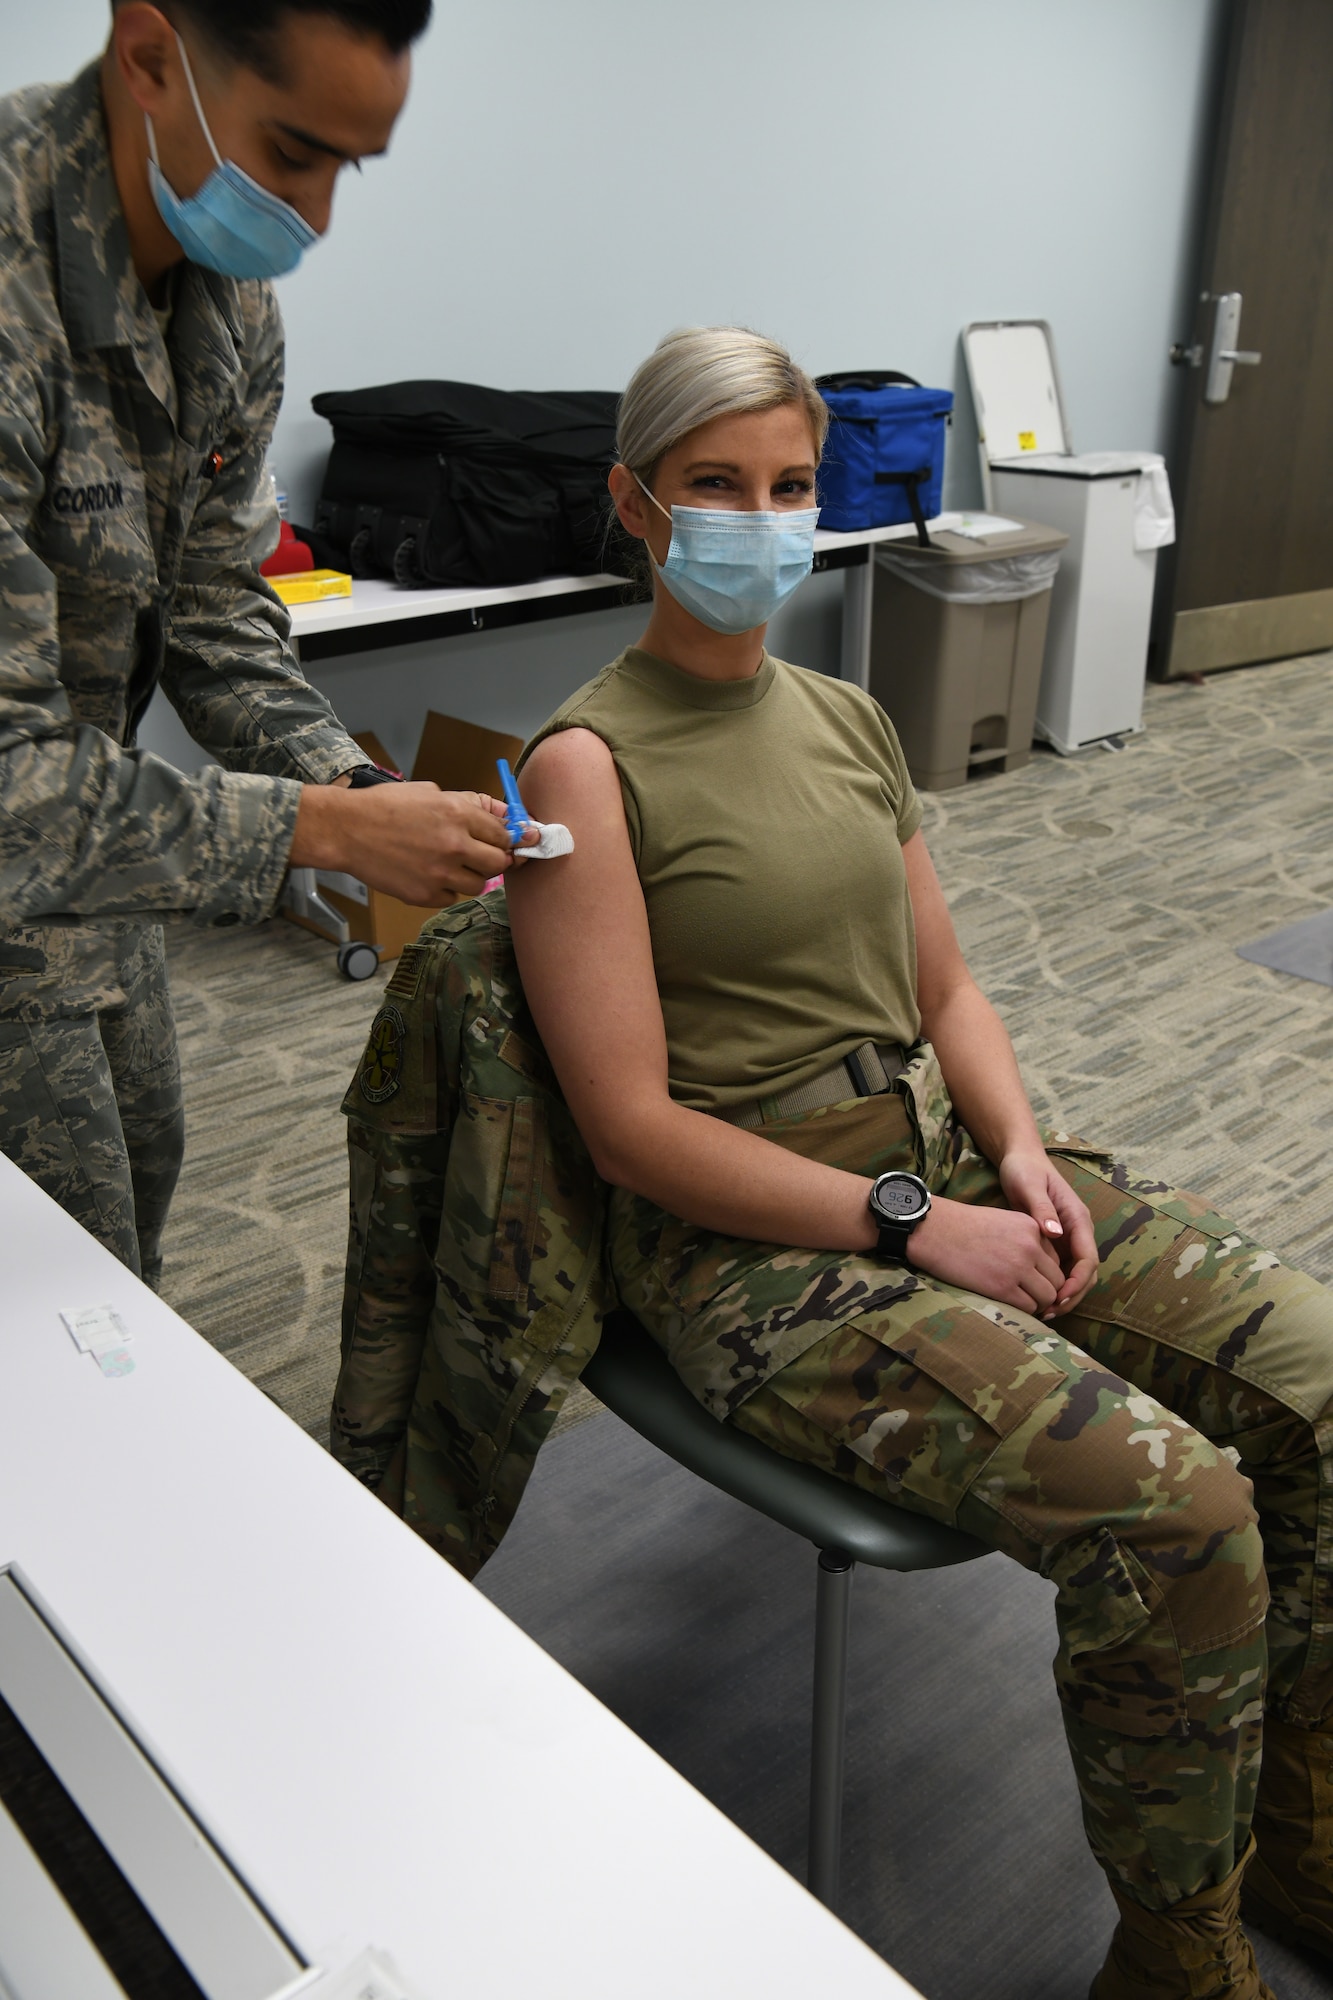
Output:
[162, 649, 1333, 2000]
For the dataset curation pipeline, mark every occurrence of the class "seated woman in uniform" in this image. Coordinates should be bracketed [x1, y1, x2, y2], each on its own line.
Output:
[506, 326, 1333, 2000]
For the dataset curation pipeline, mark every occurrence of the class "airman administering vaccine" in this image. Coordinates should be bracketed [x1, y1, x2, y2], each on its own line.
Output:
[0, 0, 523, 1284]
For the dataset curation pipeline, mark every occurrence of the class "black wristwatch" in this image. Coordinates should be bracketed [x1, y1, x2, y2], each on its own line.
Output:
[868, 1171, 932, 1262]
[347, 764, 404, 788]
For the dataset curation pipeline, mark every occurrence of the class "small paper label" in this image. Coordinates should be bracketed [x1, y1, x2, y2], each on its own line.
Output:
[1018, 430, 1037, 451]
[952, 512, 1026, 541]
[302, 1948, 425, 1999]
[96, 1349, 136, 1378]
[61, 1305, 131, 1360]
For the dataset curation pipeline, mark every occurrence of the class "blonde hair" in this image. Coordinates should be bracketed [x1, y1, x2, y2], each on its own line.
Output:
[617, 326, 828, 484]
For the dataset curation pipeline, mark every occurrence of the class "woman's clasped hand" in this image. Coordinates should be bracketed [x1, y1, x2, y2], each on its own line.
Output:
[906, 1149, 1100, 1319]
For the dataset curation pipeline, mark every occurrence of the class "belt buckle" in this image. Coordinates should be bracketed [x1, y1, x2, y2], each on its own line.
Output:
[844, 1043, 880, 1098]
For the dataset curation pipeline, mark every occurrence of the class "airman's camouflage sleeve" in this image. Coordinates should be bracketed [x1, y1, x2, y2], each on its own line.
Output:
[0, 337, 302, 926]
[161, 287, 369, 786]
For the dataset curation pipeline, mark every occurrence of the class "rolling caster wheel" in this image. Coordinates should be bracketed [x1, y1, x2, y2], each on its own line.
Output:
[337, 939, 381, 982]
[391, 535, 418, 585]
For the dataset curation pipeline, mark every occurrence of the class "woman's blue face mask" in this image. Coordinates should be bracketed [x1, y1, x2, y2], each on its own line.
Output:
[637, 477, 819, 636]
[146, 35, 319, 281]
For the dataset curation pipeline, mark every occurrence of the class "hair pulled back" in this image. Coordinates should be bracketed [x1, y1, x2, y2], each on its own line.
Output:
[617, 326, 828, 486]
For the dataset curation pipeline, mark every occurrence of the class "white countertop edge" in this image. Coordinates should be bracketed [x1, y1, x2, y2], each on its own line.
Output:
[286, 521, 928, 637]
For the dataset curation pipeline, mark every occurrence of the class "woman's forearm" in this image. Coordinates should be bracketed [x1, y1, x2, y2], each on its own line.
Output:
[598, 1096, 880, 1254]
[599, 1090, 1067, 1312]
[921, 975, 1044, 1166]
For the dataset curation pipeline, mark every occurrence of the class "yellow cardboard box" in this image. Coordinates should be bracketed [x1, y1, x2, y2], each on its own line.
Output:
[286, 711, 524, 963]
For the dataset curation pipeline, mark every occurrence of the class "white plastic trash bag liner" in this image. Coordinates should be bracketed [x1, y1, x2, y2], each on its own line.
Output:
[874, 545, 1061, 604]
[1055, 452, 1174, 551]
[1122, 456, 1175, 551]
[992, 450, 1176, 552]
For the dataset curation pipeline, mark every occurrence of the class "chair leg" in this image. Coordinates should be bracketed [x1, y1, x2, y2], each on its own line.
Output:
[808, 1547, 854, 1909]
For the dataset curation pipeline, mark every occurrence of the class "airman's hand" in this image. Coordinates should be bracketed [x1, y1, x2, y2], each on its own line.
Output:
[291, 782, 537, 904]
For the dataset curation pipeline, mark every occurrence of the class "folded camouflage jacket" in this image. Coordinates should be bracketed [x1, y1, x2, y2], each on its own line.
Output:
[334, 892, 612, 1578]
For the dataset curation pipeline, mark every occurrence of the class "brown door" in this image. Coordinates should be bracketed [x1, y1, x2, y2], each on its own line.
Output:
[1157, 0, 1333, 679]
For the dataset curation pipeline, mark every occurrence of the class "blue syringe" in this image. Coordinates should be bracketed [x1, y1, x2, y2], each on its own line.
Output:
[494, 757, 575, 861]
[496, 759, 530, 845]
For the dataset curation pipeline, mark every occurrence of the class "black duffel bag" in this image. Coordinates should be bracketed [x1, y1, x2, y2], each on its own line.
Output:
[311, 380, 629, 588]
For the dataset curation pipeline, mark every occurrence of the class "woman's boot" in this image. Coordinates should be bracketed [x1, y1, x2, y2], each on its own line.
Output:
[1090, 1834, 1273, 1999]
[1242, 1714, 1333, 1959]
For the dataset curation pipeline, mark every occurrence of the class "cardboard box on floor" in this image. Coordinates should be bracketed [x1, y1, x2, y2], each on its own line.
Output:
[285, 711, 524, 963]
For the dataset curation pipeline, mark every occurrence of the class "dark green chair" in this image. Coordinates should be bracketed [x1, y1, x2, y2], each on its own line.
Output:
[582, 1310, 989, 1910]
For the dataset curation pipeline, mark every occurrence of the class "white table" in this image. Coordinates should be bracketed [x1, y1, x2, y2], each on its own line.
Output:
[0, 1153, 922, 2000]
[285, 521, 929, 691]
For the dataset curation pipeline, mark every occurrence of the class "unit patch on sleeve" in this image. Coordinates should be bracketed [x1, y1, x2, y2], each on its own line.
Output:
[386, 943, 426, 1003]
[360, 1002, 407, 1103]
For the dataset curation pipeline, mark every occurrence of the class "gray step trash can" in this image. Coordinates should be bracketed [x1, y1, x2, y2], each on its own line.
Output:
[869, 519, 1068, 791]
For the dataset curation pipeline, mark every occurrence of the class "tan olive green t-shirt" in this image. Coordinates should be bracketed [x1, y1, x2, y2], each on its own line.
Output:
[522, 648, 923, 1114]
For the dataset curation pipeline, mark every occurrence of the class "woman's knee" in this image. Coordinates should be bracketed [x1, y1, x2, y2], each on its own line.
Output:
[1042, 1444, 1267, 1740]
[969, 1356, 1269, 1733]
[1127, 1448, 1267, 1659]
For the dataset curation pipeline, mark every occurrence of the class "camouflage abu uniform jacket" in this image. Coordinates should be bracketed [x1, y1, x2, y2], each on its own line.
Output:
[0, 63, 366, 1005]
[335, 894, 612, 1578]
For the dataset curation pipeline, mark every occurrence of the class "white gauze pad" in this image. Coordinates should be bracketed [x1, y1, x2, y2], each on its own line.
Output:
[528, 821, 574, 859]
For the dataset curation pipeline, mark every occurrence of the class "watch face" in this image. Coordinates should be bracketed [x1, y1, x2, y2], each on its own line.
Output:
[871, 1173, 928, 1221]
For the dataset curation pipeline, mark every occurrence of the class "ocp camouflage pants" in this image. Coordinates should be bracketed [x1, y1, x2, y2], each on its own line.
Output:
[607, 1077, 1333, 1913]
[0, 921, 184, 1288]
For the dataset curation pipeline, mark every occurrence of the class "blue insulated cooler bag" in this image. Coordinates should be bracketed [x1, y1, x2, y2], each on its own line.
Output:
[816, 371, 953, 543]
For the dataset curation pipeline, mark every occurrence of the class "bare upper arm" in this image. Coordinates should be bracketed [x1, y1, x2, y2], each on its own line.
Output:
[902, 828, 976, 1025]
[505, 728, 672, 1176]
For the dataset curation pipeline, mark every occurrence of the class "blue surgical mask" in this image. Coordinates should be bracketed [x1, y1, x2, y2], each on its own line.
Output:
[638, 480, 819, 635]
[146, 35, 319, 281]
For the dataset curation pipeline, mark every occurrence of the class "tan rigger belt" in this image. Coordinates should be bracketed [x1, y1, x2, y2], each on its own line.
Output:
[718, 1041, 910, 1132]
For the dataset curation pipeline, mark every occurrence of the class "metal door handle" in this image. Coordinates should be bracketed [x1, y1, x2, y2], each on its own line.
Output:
[1205, 294, 1261, 404]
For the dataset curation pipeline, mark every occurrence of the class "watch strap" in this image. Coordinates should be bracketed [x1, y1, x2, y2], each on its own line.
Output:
[347, 764, 404, 788]
[874, 1215, 915, 1261]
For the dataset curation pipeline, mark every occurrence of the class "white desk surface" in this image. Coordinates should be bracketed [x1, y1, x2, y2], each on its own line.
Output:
[287, 520, 924, 640]
[0, 1153, 921, 2000]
